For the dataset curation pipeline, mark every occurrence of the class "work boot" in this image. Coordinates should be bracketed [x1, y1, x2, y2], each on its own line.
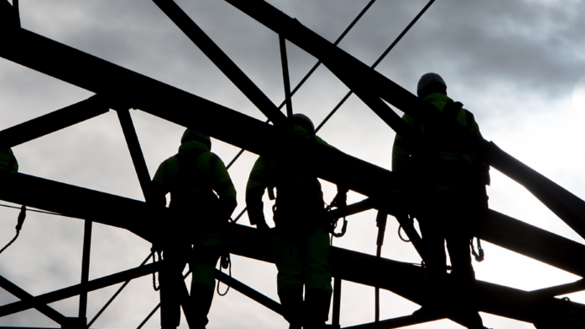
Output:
[304, 288, 331, 329]
[278, 284, 303, 329]
[189, 283, 215, 329]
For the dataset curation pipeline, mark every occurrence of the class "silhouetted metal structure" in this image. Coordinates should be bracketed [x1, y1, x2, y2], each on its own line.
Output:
[0, 0, 584, 328]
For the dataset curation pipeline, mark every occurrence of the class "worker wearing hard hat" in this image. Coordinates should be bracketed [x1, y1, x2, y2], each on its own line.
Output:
[152, 128, 237, 329]
[246, 114, 339, 329]
[392, 73, 489, 328]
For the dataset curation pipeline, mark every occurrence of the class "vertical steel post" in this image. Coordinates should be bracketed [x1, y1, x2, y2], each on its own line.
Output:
[78, 219, 92, 327]
[332, 277, 342, 329]
[279, 35, 293, 118]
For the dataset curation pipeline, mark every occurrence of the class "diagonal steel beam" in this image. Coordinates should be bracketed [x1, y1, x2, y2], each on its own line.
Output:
[0, 95, 108, 150]
[225, 0, 585, 242]
[152, 0, 289, 127]
[342, 314, 443, 329]
[116, 109, 153, 202]
[0, 275, 65, 324]
[214, 269, 282, 315]
[0, 262, 161, 318]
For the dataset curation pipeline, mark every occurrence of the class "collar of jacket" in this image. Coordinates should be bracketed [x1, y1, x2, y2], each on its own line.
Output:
[422, 92, 453, 105]
[178, 140, 209, 155]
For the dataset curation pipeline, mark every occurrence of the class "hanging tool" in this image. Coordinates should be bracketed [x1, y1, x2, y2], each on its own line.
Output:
[0, 205, 26, 255]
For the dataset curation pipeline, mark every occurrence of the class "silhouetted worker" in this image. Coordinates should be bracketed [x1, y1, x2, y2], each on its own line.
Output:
[0, 148, 18, 173]
[392, 73, 489, 328]
[152, 128, 237, 329]
[246, 114, 336, 329]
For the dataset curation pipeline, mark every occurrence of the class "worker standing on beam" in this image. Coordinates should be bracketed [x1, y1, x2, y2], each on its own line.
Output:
[246, 114, 341, 329]
[392, 73, 490, 328]
[152, 128, 237, 329]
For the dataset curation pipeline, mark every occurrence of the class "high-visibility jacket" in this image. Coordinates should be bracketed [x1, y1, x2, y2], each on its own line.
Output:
[246, 125, 329, 227]
[0, 149, 18, 173]
[392, 93, 489, 192]
[153, 140, 237, 235]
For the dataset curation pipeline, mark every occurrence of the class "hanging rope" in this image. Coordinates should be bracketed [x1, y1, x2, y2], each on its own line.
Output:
[216, 252, 232, 296]
[0, 205, 26, 255]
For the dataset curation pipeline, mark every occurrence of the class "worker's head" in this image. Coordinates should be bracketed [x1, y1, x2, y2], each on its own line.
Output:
[291, 113, 315, 136]
[417, 73, 447, 98]
[181, 128, 211, 149]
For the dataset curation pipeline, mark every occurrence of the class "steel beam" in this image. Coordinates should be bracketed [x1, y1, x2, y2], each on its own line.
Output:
[0, 275, 65, 324]
[0, 262, 161, 318]
[225, 0, 585, 242]
[0, 173, 583, 323]
[0, 95, 108, 150]
[78, 219, 92, 325]
[116, 109, 153, 202]
[343, 315, 443, 329]
[151, 0, 289, 127]
[214, 269, 282, 315]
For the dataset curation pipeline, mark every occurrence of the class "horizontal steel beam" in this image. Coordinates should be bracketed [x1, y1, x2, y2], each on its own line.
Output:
[0, 275, 65, 324]
[224, 0, 585, 242]
[0, 262, 160, 318]
[0, 95, 108, 150]
[0, 173, 583, 323]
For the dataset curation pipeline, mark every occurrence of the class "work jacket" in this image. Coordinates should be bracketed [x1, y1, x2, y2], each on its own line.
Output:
[0, 149, 18, 173]
[246, 125, 329, 228]
[152, 140, 237, 237]
[392, 93, 490, 194]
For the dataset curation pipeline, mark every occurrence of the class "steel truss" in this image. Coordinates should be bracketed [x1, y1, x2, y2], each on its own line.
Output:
[0, 0, 584, 328]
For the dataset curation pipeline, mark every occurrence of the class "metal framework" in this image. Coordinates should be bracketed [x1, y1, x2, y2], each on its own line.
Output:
[0, 0, 584, 328]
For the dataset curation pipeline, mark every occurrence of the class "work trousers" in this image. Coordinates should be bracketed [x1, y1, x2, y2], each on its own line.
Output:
[416, 194, 483, 328]
[159, 241, 221, 329]
[273, 227, 332, 294]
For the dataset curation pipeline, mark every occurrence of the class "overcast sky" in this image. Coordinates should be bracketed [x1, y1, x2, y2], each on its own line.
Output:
[0, 0, 585, 328]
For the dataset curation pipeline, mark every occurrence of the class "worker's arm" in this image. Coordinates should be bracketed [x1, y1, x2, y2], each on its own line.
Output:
[151, 159, 171, 207]
[211, 154, 237, 221]
[246, 156, 271, 231]
[392, 114, 417, 174]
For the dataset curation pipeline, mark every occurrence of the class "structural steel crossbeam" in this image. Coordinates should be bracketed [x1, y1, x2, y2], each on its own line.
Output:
[0, 174, 583, 324]
[0, 275, 65, 325]
[0, 95, 108, 151]
[225, 0, 585, 242]
[0, 262, 161, 318]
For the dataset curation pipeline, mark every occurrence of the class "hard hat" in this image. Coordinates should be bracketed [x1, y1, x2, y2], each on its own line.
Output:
[291, 113, 315, 136]
[417, 73, 446, 95]
[181, 128, 211, 149]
